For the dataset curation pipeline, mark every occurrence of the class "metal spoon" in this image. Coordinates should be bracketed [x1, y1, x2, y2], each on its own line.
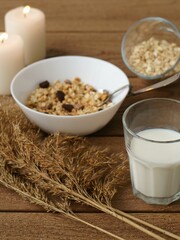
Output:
[99, 72, 180, 106]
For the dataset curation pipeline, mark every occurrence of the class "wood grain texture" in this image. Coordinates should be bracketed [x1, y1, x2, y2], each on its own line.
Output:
[0, 1, 180, 239]
[0, 0, 179, 32]
[0, 212, 179, 240]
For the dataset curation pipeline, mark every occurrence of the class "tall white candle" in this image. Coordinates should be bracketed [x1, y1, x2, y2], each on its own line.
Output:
[0, 33, 24, 95]
[5, 6, 46, 65]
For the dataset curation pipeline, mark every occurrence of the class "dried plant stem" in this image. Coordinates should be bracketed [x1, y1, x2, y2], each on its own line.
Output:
[109, 207, 180, 240]
[23, 138, 179, 240]
[0, 140, 167, 240]
[43, 177, 169, 240]
[0, 112, 177, 240]
[64, 214, 126, 240]
[79, 198, 166, 240]
[6, 158, 165, 240]
[0, 175, 124, 240]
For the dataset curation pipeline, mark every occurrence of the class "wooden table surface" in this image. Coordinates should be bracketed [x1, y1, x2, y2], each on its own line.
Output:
[0, 1, 180, 239]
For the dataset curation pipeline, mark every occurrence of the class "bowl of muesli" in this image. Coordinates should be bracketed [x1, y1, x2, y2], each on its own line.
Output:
[121, 17, 180, 80]
[11, 56, 129, 135]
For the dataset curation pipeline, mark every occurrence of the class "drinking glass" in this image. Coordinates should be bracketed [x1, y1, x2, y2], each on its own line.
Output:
[122, 98, 180, 205]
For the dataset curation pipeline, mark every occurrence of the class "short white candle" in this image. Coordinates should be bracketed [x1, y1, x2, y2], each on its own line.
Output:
[5, 6, 46, 65]
[0, 32, 24, 95]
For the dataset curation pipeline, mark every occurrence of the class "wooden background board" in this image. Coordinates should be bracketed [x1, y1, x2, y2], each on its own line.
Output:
[0, 0, 180, 32]
[0, 0, 180, 239]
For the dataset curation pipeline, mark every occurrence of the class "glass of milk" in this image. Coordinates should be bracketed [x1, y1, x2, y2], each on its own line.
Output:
[122, 98, 180, 205]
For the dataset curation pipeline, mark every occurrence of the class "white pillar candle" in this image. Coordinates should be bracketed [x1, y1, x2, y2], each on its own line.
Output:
[0, 33, 24, 95]
[5, 6, 46, 65]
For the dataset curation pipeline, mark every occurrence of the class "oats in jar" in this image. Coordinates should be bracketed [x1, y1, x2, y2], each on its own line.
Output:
[26, 78, 113, 116]
[129, 37, 180, 76]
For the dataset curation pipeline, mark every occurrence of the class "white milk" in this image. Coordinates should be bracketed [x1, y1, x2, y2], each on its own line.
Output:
[128, 128, 180, 198]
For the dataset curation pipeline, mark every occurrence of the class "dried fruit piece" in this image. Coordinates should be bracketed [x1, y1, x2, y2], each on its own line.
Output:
[56, 90, 65, 102]
[47, 103, 53, 109]
[62, 104, 74, 112]
[39, 81, 50, 88]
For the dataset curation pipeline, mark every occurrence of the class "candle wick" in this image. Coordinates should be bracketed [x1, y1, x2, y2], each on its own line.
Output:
[23, 6, 30, 18]
[0, 33, 8, 44]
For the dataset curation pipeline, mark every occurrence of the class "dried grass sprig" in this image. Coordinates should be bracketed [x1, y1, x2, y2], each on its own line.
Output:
[0, 122, 126, 213]
[5, 124, 173, 240]
[0, 96, 179, 240]
[40, 136, 180, 240]
[41, 133, 129, 204]
[110, 207, 180, 240]
[1, 97, 128, 205]
[0, 160, 124, 240]
[0, 131, 165, 240]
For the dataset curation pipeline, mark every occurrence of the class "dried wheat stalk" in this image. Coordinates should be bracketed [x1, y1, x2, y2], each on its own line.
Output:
[110, 207, 180, 240]
[0, 160, 124, 240]
[0, 96, 179, 240]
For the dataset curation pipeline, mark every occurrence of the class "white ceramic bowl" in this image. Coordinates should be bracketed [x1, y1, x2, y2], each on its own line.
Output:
[11, 56, 129, 135]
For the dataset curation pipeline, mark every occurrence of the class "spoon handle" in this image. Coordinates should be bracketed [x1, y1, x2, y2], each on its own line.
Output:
[111, 84, 130, 95]
[131, 72, 180, 95]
